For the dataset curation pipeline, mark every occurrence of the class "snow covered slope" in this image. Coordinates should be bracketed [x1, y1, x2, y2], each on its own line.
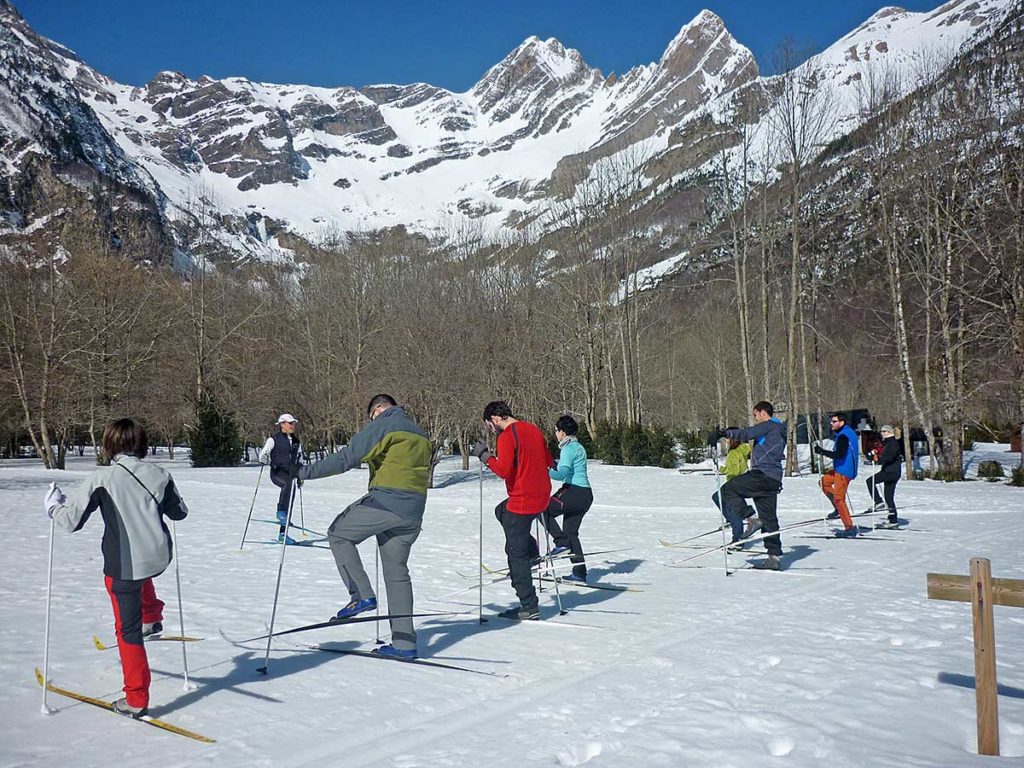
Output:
[0, 0, 1015, 257]
[1, 452, 1022, 765]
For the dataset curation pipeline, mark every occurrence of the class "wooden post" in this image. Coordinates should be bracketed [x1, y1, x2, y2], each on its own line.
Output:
[971, 558, 999, 757]
[927, 559, 1024, 758]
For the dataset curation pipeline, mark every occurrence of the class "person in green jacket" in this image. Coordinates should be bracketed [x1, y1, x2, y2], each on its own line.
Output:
[715, 437, 755, 533]
[295, 393, 431, 659]
[541, 415, 593, 583]
[721, 438, 751, 481]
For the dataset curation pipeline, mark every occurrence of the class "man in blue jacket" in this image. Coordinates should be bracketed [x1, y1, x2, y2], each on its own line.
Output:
[813, 411, 860, 538]
[708, 400, 786, 570]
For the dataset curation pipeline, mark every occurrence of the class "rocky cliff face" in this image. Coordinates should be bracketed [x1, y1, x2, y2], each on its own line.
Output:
[0, 0, 1014, 263]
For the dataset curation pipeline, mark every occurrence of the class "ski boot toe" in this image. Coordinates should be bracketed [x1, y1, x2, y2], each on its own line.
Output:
[111, 698, 148, 718]
[372, 644, 417, 660]
[333, 597, 378, 621]
[498, 605, 540, 621]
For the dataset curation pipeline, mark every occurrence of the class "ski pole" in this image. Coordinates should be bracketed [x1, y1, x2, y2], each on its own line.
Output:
[170, 520, 194, 690]
[710, 445, 731, 576]
[374, 542, 382, 645]
[868, 446, 878, 530]
[534, 519, 543, 594]
[541, 515, 566, 615]
[478, 463, 486, 625]
[258, 475, 298, 676]
[298, 482, 305, 537]
[239, 464, 264, 550]
[41, 508, 56, 715]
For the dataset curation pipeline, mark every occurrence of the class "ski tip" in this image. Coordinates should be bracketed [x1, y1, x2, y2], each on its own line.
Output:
[92, 635, 108, 651]
[34, 667, 45, 686]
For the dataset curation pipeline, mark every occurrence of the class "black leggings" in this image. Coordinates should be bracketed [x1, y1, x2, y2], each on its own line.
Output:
[866, 472, 898, 517]
[270, 468, 294, 533]
[542, 485, 593, 577]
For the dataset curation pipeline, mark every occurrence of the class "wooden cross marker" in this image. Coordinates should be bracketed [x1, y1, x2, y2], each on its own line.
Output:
[927, 558, 1024, 757]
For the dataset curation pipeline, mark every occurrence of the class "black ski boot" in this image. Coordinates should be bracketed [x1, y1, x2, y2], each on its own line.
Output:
[498, 605, 540, 621]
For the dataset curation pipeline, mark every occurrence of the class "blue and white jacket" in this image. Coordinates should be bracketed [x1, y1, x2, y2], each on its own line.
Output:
[549, 437, 590, 489]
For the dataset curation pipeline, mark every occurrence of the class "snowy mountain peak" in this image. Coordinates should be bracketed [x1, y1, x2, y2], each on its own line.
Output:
[0, 0, 1015, 259]
[491, 35, 592, 80]
[661, 9, 726, 62]
[471, 34, 598, 117]
[659, 9, 755, 83]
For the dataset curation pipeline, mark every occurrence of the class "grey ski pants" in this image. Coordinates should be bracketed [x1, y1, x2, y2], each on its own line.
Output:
[328, 501, 422, 650]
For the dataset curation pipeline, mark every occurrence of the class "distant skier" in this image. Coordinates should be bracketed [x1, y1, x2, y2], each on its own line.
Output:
[865, 424, 903, 527]
[541, 415, 592, 584]
[470, 401, 552, 620]
[813, 411, 860, 538]
[43, 418, 188, 717]
[259, 413, 302, 544]
[708, 400, 786, 571]
[295, 394, 430, 659]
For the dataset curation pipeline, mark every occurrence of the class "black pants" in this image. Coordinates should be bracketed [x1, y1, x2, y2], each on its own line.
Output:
[270, 468, 295, 534]
[495, 501, 540, 611]
[542, 485, 593, 577]
[712, 470, 783, 556]
[270, 467, 293, 511]
[866, 472, 898, 520]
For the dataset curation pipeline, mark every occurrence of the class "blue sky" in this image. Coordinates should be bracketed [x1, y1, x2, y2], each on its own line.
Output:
[17, 0, 944, 89]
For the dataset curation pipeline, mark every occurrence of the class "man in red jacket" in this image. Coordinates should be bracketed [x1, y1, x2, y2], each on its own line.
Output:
[471, 400, 552, 620]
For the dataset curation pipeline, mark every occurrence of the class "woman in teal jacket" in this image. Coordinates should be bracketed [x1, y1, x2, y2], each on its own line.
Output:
[542, 415, 593, 583]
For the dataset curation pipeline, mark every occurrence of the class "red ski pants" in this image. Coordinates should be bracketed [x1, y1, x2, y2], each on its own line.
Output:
[104, 576, 164, 708]
[820, 472, 853, 529]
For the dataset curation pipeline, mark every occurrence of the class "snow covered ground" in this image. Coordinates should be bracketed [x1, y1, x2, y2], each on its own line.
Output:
[2, 449, 1023, 766]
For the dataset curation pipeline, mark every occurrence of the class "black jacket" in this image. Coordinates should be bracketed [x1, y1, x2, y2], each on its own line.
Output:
[875, 436, 903, 481]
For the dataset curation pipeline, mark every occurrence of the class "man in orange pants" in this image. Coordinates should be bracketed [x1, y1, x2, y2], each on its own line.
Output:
[814, 412, 860, 538]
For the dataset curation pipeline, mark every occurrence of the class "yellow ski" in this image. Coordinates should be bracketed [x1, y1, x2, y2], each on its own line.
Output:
[92, 635, 202, 651]
[34, 668, 214, 743]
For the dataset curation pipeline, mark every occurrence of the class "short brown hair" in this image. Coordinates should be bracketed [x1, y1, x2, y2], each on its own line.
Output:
[102, 418, 148, 460]
[483, 400, 513, 421]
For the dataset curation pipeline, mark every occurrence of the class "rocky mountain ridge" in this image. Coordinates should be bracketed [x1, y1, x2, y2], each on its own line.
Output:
[0, 0, 1014, 263]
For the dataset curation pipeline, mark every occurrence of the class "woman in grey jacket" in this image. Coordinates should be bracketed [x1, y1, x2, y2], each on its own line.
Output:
[44, 418, 188, 718]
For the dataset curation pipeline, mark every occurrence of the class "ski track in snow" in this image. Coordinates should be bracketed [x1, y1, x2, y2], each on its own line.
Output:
[1, 451, 1022, 766]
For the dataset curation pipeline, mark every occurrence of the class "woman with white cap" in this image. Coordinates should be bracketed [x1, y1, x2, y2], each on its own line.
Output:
[258, 413, 302, 544]
[865, 424, 903, 528]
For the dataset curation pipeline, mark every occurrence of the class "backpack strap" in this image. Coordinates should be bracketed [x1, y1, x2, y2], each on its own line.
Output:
[116, 461, 159, 505]
[509, 423, 520, 470]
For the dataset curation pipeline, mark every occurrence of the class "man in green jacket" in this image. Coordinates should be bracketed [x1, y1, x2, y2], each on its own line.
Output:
[296, 394, 431, 659]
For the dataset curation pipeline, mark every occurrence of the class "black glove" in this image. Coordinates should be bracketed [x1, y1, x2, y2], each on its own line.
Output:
[812, 445, 824, 455]
[706, 428, 723, 446]
[469, 441, 491, 462]
[296, 478, 304, 489]
[287, 464, 302, 481]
